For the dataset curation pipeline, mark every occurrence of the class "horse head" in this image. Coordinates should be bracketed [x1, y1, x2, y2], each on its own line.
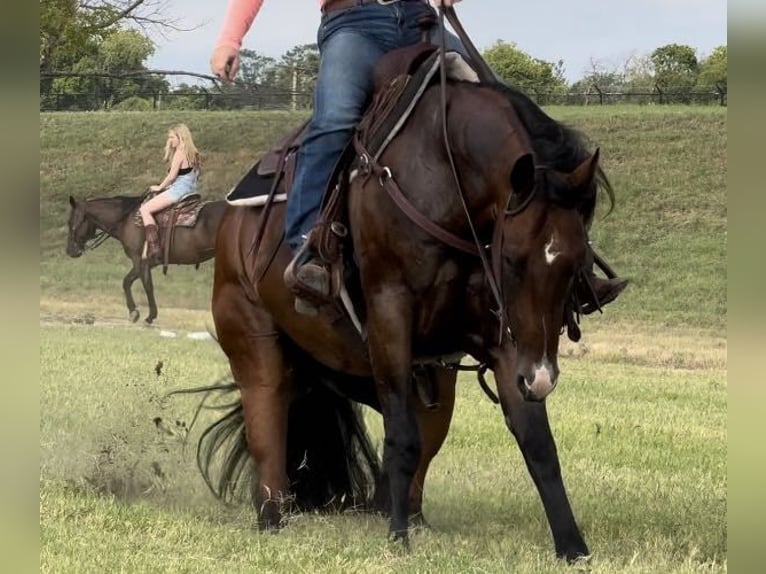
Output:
[66, 195, 96, 257]
[438, 81, 607, 402]
[497, 149, 600, 401]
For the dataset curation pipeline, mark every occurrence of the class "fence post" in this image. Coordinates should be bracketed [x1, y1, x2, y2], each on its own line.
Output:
[715, 83, 726, 107]
[592, 84, 603, 105]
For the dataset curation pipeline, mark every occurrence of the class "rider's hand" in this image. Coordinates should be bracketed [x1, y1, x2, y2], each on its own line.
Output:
[211, 45, 240, 82]
[429, 0, 463, 6]
[149, 185, 163, 192]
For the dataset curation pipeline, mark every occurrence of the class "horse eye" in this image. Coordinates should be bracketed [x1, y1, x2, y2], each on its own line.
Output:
[506, 193, 524, 213]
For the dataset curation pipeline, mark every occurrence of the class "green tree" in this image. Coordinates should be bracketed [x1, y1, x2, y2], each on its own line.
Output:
[47, 30, 167, 110]
[162, 84, 210, 110]
[276, 43, 320, 107]
[40, 0, 175, 72]
[698, 45, 727, 89]
[569, 59, 626, 103]
[40, 0, 178, 109]
[238, 49, 278, 89]
[620, 53, 655, 97]
[481, 40, 567, 97]
[650, 43, 699, 101]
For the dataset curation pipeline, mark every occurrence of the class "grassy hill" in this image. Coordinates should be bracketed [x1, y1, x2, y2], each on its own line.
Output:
[40, 106, 726, 332]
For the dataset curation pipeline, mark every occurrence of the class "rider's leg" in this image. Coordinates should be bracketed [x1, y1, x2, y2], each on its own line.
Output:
[284, 31, 386, 253]
[139, 191, 175, 260]
[284, 3, 461, 311]
[283, 11, 390, 307]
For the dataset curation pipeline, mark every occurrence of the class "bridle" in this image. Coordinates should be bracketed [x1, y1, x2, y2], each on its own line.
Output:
[72, 198, 141, 252]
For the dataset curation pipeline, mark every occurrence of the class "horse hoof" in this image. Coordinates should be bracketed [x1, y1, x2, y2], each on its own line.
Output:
[145, 317, 155, 325]
[388, 529, 410, 550]
[409, 512, 431, 530]
[129, 309, 140, 323]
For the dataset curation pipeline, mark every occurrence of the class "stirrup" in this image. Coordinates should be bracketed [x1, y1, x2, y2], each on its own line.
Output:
[283, 243, 330, 315]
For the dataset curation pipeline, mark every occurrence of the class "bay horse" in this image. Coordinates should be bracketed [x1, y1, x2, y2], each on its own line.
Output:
[66, 195, 227, 324]
[194, 57, 615, 562]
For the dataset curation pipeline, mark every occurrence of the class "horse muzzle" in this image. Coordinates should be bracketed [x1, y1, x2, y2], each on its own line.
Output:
[66, 245, 83, 258]
[517, 359, 558, 401]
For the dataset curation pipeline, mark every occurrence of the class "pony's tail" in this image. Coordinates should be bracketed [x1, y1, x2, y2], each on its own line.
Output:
[180, 377, 381, 512]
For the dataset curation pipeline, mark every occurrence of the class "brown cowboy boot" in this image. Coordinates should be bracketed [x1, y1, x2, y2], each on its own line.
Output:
[143, 224, 161, 261]
[283, 240, 330, 317]
[576, 246, 628, 315]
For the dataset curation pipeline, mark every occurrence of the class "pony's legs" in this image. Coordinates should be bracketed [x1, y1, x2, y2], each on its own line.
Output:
[494, 359, 589, 562]
[123, 259, 142, 322]
[366, 290, 419, 543]
[409, 366, 456, 524]
[139, 261, 159, 324]
[214, 282, 292, 529]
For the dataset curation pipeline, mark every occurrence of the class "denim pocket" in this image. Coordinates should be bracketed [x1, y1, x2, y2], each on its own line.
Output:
[318, 8, 357, 48]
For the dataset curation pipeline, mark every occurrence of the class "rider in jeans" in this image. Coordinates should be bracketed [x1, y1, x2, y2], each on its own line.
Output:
[211, 0, 626, 315]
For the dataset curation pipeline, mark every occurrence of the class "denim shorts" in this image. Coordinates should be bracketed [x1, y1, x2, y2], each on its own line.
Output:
[165, 172, 198, 201]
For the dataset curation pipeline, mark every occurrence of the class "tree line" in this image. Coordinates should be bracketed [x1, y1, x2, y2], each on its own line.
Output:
[40, 1, 727, 111]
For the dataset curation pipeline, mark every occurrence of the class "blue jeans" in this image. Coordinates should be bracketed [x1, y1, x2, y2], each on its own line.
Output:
[284, 0, 466, 251]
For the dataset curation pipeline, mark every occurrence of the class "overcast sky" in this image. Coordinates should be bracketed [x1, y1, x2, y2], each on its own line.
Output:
[147, 0, 727, 83]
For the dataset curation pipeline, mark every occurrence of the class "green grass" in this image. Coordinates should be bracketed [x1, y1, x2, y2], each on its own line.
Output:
[40, 106, 726, 331]
[40, 323, 726, 573]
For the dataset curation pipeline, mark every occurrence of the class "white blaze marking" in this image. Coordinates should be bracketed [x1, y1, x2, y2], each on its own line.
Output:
[544, 234, 560, 265]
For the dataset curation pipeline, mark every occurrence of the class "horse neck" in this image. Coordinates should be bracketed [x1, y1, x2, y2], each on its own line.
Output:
[441, 85, 523, 213]
[86, 197, 137, 237]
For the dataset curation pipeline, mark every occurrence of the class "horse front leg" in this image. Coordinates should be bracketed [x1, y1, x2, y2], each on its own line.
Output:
[494, 354, 589, 562]
[139, 262, 159, 324]
[123, 261, 141, 322]
[366, 289, 420, 545]
[409, 365, 456, 526]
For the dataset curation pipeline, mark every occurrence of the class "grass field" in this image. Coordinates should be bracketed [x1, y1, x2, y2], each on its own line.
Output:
[40, 321, 726, 573]
[40, 106, 727, 572]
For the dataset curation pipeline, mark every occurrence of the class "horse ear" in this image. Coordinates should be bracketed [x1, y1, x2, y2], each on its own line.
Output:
[69, 195, 77, 208]
[510, 152, 535, 197]
[566, 148, 600, 192]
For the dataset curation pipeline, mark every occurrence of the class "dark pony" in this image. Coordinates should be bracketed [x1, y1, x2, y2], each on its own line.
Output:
[190, 70, 613, 561]
[66, 194, 227, 323]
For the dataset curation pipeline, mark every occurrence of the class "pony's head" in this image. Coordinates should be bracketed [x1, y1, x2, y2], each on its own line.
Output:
[66, 195, 96, 257]
[499, 149, 602, 401]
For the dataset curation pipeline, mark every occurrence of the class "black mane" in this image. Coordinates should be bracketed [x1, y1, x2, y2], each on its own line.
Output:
[489, 82, 615, 219]
[86, 194, 146, 222]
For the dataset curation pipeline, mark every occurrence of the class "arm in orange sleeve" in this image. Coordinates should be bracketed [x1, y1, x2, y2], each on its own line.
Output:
[215, 0, 265, 50]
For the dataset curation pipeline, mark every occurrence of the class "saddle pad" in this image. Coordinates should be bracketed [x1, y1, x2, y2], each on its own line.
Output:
[226, 160, 287, 206]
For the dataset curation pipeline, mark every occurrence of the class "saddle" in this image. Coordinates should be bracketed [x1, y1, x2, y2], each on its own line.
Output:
[135, 193, 207, 273]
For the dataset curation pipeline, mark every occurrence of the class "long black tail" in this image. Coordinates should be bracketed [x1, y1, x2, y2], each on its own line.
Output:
[177, 373, 381, 512]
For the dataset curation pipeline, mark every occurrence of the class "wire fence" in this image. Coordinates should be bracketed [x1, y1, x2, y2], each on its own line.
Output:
[39, 84, 727, 112]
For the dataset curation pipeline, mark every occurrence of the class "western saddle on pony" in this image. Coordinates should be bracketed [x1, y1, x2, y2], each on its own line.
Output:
[137, 193, 207, 274]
